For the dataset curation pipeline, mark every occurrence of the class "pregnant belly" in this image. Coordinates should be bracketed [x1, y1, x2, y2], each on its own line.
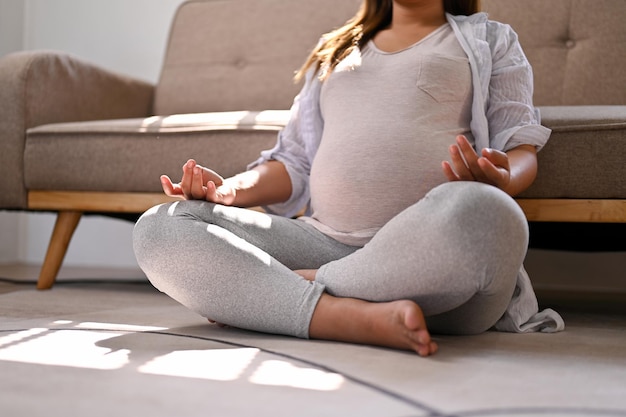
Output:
[309, 139, 449, 234]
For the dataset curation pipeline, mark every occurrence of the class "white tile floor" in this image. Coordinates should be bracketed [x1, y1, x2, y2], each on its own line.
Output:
[1, 263, 626, 417]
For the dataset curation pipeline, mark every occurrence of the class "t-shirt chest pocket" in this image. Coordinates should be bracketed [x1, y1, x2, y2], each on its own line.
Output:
[417, 54, 471, 103]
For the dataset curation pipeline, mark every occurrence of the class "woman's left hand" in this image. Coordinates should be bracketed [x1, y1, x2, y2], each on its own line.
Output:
[442, 135, 511, 191]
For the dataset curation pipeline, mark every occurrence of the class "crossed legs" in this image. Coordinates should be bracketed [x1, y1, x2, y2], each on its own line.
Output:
[133, 182, 528, 356]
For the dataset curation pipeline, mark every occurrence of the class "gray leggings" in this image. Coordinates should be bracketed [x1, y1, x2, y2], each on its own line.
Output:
[133, 181, 529, 338]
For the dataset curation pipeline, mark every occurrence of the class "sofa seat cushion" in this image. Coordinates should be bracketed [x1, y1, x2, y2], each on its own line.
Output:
[24, 111, 290, 193]
[520, 105, 626, 199]
[25, 106, 626, 199]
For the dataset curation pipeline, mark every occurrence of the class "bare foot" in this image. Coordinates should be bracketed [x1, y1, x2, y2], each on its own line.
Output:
[309, 294, 437, 357]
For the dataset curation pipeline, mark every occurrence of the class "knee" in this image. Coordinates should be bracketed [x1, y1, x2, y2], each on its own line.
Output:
[133, 200, 207, 251]
[473, 183, 529, 258]
[433, 181, 522, 215]
[133, 203, 170, 252]
[134, 201, 205, 298]
[133, 202, 186, 275]
[424, 182, 530, 285]
[433, 182, 529, 249]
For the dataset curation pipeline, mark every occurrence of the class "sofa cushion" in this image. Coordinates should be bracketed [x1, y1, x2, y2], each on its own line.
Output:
[24, 111, 290, 193]
[25, 106, 626, 200]
[521, 106, 626, 199]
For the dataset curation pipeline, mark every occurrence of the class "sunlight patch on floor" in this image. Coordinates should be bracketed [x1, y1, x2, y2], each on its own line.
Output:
[249, 360, 345, 391]
[0, 329, 130, 370]
[139, 348, 259, 381]
[0, 322, 345, 391]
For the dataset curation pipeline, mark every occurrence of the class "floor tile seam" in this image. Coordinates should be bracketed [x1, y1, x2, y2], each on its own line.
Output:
[154, 329, 449, 416]
[7, 327, 626, 416]
[450, 406, 626, 417]
[0, 325, 446, 416]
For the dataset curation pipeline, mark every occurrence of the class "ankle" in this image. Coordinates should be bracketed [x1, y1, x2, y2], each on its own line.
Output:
[308, 294, 437, 356]
[294, 269, 317, 281]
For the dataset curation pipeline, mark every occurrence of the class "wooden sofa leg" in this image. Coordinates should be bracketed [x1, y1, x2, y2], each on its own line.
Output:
[37, 211, 83, 290]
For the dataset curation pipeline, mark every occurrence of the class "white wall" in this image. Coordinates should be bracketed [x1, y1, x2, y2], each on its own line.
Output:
[22, 0, 186, 82]
[0, 1, 25, 57]
[0, 0, 185, 267]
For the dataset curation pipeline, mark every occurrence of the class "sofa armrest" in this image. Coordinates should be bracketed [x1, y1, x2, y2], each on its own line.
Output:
[0, 51, 155, 208]
[521, 105, 626, 200]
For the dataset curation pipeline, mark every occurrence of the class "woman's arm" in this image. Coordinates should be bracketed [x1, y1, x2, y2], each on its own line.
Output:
[161, 159, 292, 207]
[224, 160, 293, 207]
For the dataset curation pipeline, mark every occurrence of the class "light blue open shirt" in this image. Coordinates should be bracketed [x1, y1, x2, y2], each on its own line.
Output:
[250, 13, 565, 333]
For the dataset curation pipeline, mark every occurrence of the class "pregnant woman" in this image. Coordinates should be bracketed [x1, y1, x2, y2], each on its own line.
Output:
[133, 0, 563, 357]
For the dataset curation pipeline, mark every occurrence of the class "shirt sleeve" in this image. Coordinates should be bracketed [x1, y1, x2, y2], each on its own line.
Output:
[485, 21, 552, 152]
[247, 68, 324, 217]
[494, 266, 565, 333]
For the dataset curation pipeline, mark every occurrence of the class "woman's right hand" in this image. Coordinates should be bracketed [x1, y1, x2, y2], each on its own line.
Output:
[160, 159, 237, 205]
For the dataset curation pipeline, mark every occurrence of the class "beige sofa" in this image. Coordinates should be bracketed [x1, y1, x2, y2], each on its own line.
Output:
[0, 0, 624, 289]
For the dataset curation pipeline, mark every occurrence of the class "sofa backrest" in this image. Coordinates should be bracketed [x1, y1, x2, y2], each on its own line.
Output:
[156, 0, 626, 114]
[483, 0, 626, 106]
[154, 0, 361, 115]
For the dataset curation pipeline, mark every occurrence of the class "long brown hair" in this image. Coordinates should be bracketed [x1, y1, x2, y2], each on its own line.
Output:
[295, 0, 480, 81]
